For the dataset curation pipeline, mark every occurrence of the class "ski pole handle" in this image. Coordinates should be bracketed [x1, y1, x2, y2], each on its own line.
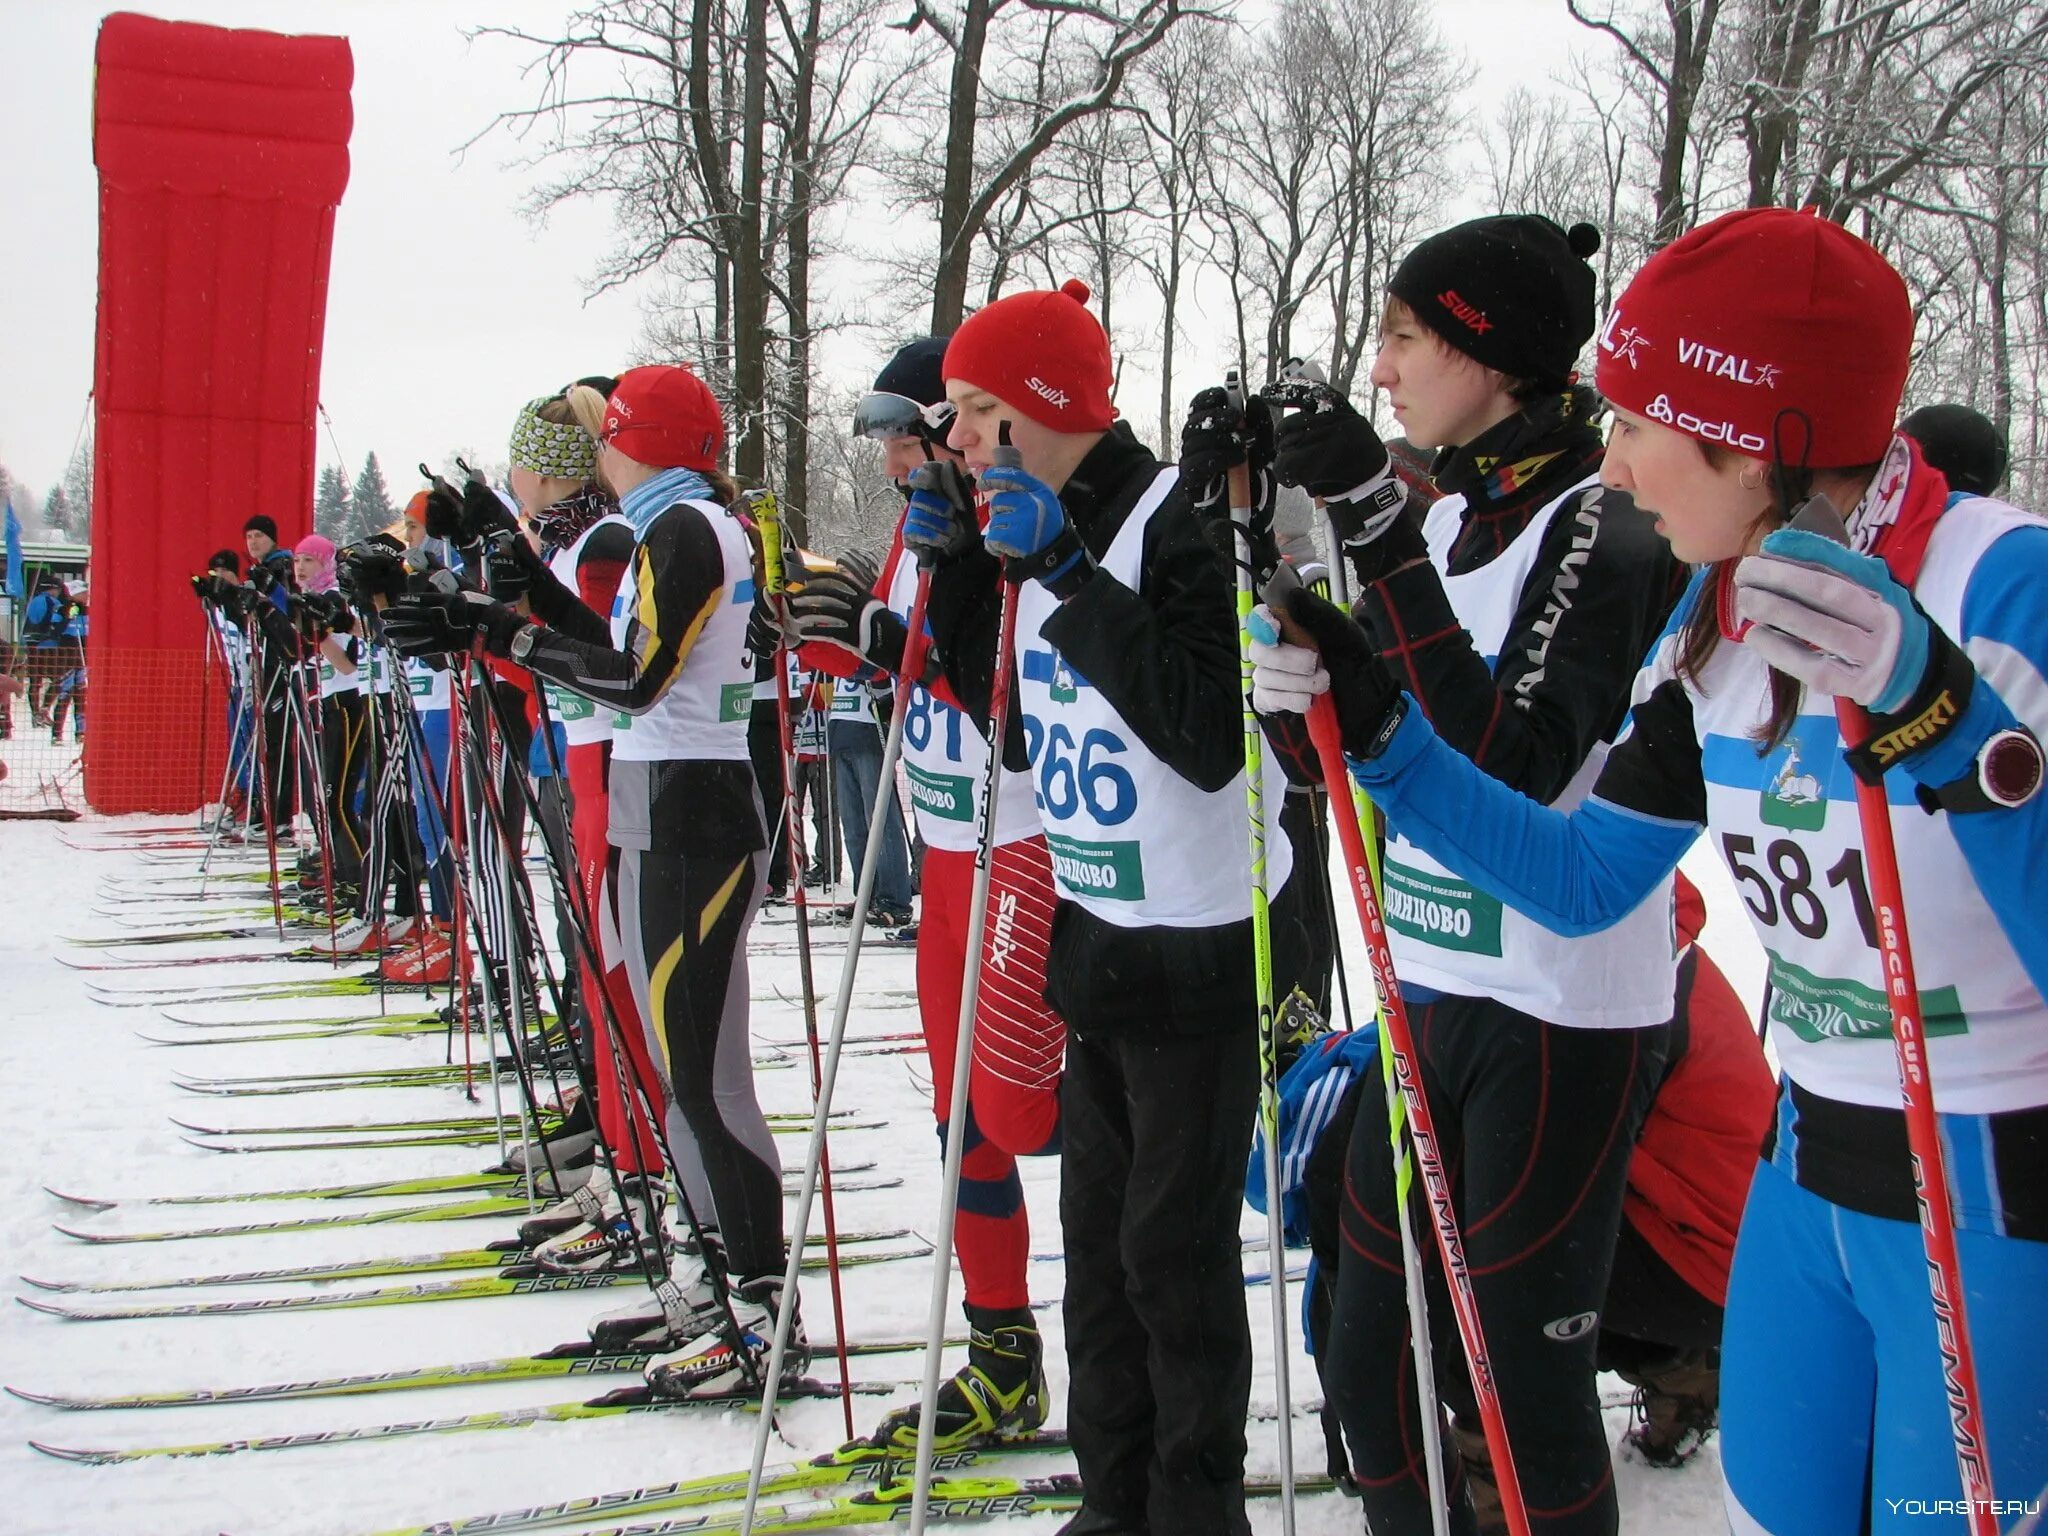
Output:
[991, 420, 1021, 471]
[750, 488, 787, 599]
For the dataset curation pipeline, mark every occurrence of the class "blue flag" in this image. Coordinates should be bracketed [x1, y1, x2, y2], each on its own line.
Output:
[3, 500, 22, 602]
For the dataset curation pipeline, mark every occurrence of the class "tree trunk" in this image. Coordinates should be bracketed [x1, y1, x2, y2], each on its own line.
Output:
[1744, 0, 1823, 208]
[732, 0, 771, 485]
[931, 0, 996, 332]
[1157, 234, 1182, 456]
[781, 0, 824, 548]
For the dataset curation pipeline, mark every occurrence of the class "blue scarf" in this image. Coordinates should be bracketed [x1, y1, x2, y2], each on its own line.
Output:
[619, 467, 715, 536]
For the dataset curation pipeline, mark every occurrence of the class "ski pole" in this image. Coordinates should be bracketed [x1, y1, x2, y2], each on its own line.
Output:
[1318, 496, 1449, 1534]
[907, 424, 1026, 1536]
[753, 488, 855, 1426]
[743, 547, 938, 1536]
[1254, 568, 1529, 1536]
[1788, 497, 1996, 1529]
[1221, 374, 1297, 1536]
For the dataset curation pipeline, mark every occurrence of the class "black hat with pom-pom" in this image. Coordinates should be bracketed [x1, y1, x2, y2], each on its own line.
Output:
[1388, 215, 1604, 385]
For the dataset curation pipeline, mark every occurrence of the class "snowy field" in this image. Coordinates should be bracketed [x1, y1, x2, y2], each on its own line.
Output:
[1, 816, 1757, 1535]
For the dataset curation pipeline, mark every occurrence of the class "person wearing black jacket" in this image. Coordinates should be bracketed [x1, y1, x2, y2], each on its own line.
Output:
[1253, 217, 1690, 1536]
[907, 280, 1309, 1536]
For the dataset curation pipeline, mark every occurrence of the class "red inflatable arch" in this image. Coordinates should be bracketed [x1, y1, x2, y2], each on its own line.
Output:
[88, 12, 352, 813]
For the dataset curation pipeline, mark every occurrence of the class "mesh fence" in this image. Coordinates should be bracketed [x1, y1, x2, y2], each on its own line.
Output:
[0, 642, 235, 820]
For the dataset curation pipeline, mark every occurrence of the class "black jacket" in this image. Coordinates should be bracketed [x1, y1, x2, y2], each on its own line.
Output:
[925, 423, 1309, 1035]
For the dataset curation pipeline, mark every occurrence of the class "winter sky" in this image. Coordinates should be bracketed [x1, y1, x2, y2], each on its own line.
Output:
[0, 0, 1589, 510]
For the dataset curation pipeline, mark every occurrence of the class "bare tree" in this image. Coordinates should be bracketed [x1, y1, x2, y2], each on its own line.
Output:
[1567, 0, 1730, 246]
[1311, 0, 1464, 394]
[889, 0, 1224, 333]
[474, 0, 904, 541]
[1128, 21, 1224, 451]
[1483, 87, 1610, 225]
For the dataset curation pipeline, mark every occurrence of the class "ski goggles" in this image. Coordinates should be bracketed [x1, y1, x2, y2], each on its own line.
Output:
[852, 392, 956, 443]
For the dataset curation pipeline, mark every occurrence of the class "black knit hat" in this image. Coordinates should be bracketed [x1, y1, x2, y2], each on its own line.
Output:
[243, 513, 279, 541]
[1388, 216, 1603, 385]
[872, 336, 951, 405]
[1900, 403, 2008, 497]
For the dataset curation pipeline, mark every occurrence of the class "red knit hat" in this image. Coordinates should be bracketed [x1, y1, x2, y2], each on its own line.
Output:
[600, 365, 726, 471]
[1595, 207, 1912, 469]
[943, 279, 1116, 432]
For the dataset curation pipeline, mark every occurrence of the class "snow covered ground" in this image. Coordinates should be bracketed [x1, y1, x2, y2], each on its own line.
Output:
[2, 816, 1756, 1535]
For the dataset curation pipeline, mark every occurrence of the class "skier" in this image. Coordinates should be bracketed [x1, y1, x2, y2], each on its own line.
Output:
[1244, 215, 1691, 1536]
[1253, 869, 1773, 1520]
[910, 282, 1311, 1536]
[195, 550, 255, 825]
[381, 492, 460, 985]
[1253, 207, 2048, 1535]
[783, 334, 1065, 1451]
[290, 535, 368, 911]
[493, 381, 676, 1269]
[383, 364, 799, 1394]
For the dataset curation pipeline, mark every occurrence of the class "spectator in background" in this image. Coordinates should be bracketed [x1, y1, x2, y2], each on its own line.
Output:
[825, 667, 916, 931]
[21, 574, 69, 727]
[48, 584, 87, 745]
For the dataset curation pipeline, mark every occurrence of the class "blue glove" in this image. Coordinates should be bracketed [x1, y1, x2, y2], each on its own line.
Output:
[981, 464, 1096, 599]
[1734, 528, 1929, 713]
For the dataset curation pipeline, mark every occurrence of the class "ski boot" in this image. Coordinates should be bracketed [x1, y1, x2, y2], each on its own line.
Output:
[515, 1165, 653, 1247]
[587, 1236, 729, 1352]
[530, 1175, 665, 1274]
[1618, 1347, 1720, 1467]
[864, 1305, 1046, 1452]
[1275, 986, 1332, 1077]
[643, 1272, 808, 1399]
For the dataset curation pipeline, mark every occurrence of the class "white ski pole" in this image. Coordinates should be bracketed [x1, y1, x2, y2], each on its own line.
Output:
[907, 425, 1028, 1536]
[1224, 372, 1298, 1535]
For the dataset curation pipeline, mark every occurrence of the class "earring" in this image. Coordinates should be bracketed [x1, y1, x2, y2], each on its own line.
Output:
[1738, 464, 1767, 492]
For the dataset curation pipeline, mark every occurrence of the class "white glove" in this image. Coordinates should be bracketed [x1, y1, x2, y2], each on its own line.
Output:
[1731, 528, 1922, 710]
[1248, 604, 1330, 715]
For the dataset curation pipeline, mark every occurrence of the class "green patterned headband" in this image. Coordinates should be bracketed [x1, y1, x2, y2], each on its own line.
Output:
[509, 396, 598, 480]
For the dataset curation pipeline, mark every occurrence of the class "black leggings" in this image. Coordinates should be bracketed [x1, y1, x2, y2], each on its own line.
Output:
[320, 692, 368, 889]
[613, 843, 781, 1277]
[1325, 994, 1667, 1536]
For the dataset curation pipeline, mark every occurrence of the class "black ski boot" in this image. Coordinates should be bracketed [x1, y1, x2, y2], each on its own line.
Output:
[867, 1305, 1047, 1451]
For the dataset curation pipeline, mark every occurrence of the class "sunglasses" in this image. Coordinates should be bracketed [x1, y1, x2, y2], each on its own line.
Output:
[852, 392, 957, 442]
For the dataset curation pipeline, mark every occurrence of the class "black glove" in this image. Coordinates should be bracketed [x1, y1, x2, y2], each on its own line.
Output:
[481, 530, 541, 606]
[380, 590, 527, 660]
[421, 478, 468, 543]
[323, 595, 358, 636]
[1267, 380, 1408, 545]
[747, 590, 791, 659]
[1279, 584, 1404, 760]
[788, 562, 907, 671]
[248, 561, 281, 595]
[339, 545, 407, 609]
[901, 460, 980, 565]
[461, 478, 519, 543]
[190, 574, 216, 604]
[218, 582, 253, 621]
[1178, 384, 1276, 524]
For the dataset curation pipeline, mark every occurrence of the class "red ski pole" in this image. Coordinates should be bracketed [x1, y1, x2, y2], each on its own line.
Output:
[1264, 581, 1530, 1536]
[1836, 706, 1996, 1530]
[1784, 498, 1996, 1529]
